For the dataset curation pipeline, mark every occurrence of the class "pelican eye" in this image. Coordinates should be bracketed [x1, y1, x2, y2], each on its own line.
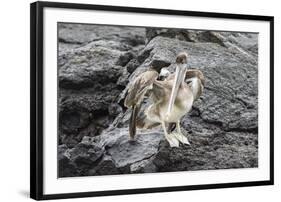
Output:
[186, 80, 192, 85]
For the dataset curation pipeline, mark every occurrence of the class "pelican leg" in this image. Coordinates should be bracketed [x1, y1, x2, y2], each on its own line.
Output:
[161, 121, 179, 147]
[172, 121, 190, 145]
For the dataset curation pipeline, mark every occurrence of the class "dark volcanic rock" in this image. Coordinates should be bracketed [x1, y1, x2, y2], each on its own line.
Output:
[58, 24, 258, 177]
[58, 145, 77, 177]
[153, 130, 258, 172]
[68, 139, 104, 175]
[58, 23, 146, 147]
[60, 128, 163, 176]
[59, 139, 105, 177]
[59, 42, 125, 89]
[58, 23, 145, 51]
[99, 128, 163, 169]
[58, 88, 120, 147]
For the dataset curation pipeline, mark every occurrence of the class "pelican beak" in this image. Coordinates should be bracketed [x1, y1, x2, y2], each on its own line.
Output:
[167, 64, 187, 115]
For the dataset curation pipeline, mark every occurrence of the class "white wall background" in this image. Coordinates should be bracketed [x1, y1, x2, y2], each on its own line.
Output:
[0, 0, 279, 201]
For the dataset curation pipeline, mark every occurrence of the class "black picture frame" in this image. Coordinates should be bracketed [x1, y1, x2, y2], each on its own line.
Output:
[30, 1, 274, 200]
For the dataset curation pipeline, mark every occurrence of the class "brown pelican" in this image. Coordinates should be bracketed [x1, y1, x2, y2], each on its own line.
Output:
[124, 52, 205, 147]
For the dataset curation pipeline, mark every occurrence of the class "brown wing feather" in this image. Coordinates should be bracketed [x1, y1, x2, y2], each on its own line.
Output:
[124, 69, 159, 107]
[151, 80, 169, 100]
[124, 69, 158, 139]
[185, 69, 205, 101]
[185, 69, 205, 86]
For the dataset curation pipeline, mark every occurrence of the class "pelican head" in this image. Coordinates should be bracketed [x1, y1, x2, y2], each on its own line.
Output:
[176, 52, 188, 64]
[167, 52, 189, 116]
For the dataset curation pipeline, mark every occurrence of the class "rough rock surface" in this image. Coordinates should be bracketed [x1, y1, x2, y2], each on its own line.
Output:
[58, 24, 145, 147]
[58, 24, 258, 177]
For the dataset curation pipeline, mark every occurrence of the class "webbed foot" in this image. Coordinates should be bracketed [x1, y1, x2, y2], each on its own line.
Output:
[172, 132, 190, 145]
[165, 133, 179, 147]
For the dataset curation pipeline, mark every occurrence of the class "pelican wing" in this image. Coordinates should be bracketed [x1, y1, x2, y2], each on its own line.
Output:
[151, 80, 169, 100]
[185, 69, 205, 101]
[124, 69, 159, 107]
[124, 69, 159, 139]
[185, 69, 205, 86]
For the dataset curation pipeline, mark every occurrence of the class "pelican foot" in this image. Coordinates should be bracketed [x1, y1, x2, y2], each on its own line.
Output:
[172, 132, 190, 145]
[165, 134, 179, 147]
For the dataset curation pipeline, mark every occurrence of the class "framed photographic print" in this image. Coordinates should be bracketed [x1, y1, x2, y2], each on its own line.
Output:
[30, 1, 274, 200]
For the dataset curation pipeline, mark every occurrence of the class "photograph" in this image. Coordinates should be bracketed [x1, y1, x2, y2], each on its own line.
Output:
[0, 0, 278, 201]
[57, 22, 259, 178]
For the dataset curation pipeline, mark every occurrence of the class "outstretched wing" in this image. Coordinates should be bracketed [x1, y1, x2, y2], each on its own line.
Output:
[185, 69, 205, 86]
[124, 69, 159, 108]
[185, 69, 205, 101]
[124, 69, 159, 139]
